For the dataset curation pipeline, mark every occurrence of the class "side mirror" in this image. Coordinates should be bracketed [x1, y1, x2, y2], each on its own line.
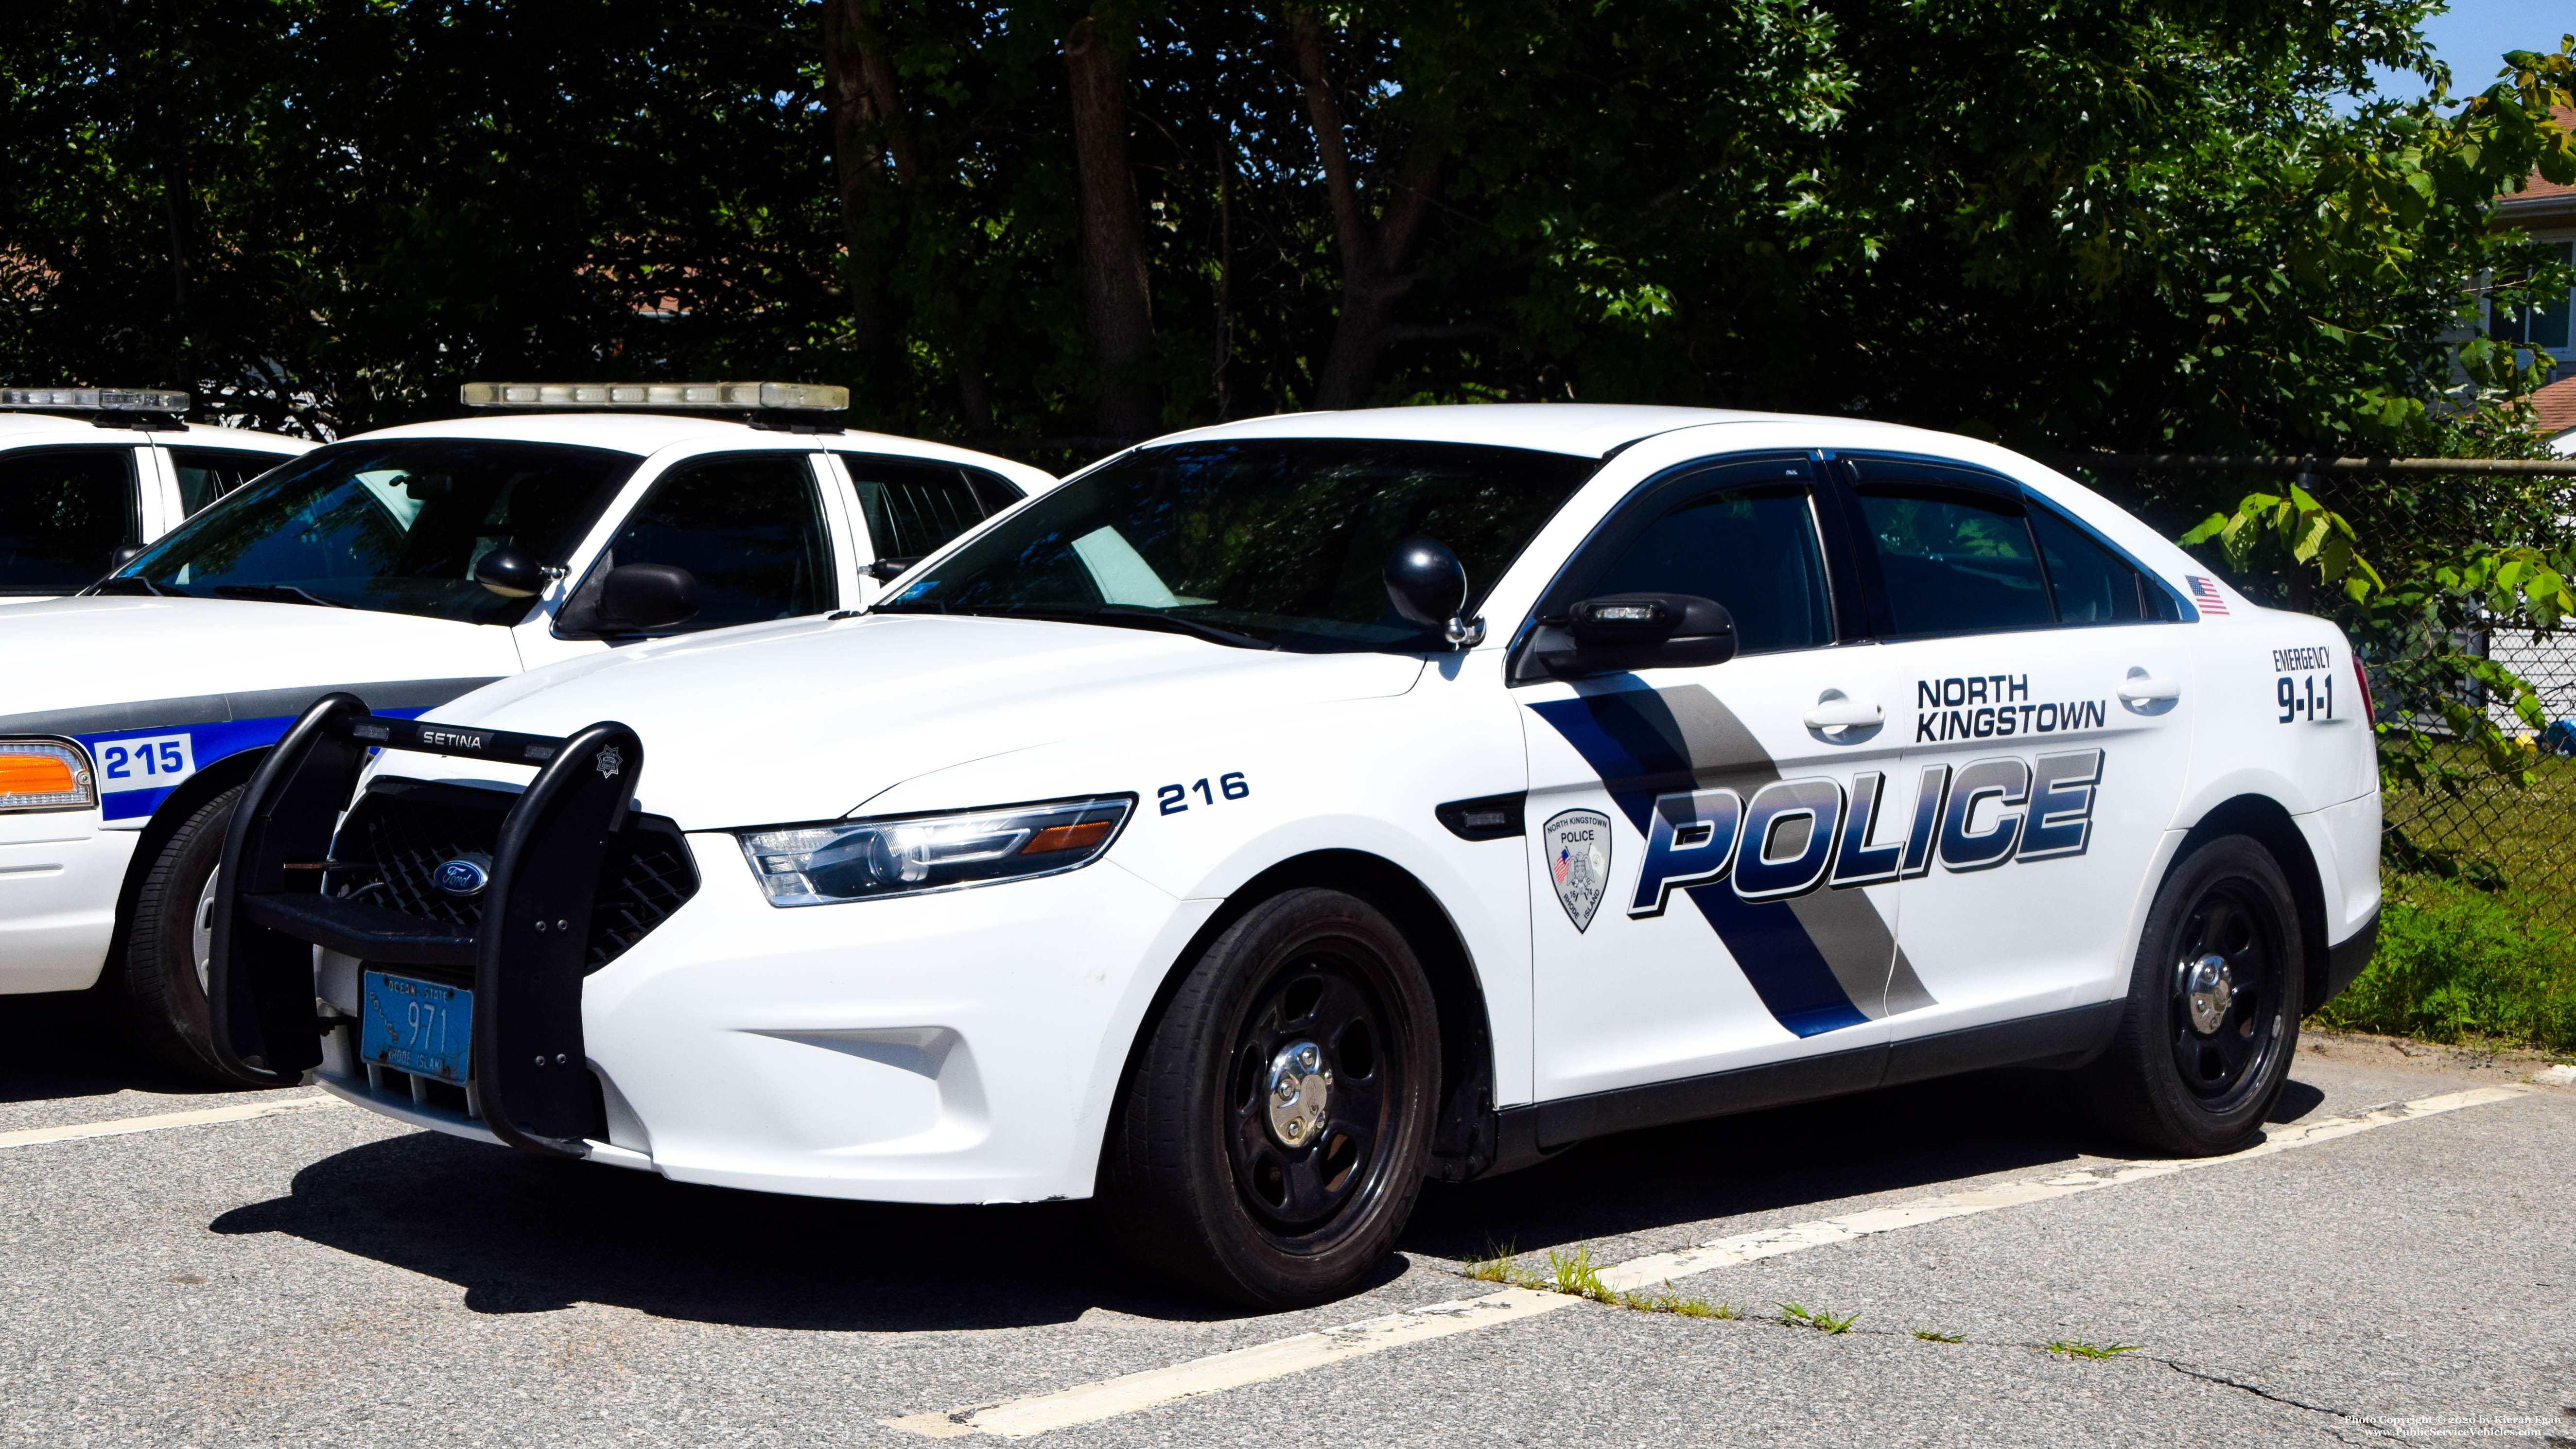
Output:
[1384, 537, 1483, 645]
[865, 556, 920, 583]
[109, 545, 144, 568]
[472, 546, 548, 598]
[1525, 593, 1736, 678]
[595, 563, 700, 632]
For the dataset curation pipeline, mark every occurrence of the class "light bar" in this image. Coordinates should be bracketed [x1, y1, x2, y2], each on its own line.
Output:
[0, 387, 190, 412]
[460, 381, 848, 411]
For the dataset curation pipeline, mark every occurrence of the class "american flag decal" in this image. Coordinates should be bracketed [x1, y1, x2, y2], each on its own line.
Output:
[2186, 576, 2229, 615]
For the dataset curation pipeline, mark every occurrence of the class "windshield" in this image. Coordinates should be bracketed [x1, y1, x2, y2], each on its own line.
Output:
[105, 439, 638, 624]
[873, 439, 1599, 650]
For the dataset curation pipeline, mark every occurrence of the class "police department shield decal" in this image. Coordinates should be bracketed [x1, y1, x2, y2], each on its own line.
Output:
[1544, 808, 1612, 932]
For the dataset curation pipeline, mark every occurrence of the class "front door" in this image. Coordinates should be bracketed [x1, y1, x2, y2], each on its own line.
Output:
[1520, 453, 1928, 1102]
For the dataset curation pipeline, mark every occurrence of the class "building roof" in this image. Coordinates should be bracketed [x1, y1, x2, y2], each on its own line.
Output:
[2538, 373, 2576, 451]
[2497, 107, 2576, 225]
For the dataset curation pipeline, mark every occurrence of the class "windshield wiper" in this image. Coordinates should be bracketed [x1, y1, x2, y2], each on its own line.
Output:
[213, 583, 353, 609]
[1089, 607, 1274, 650]
[86, 576, 167, 597]
[917, 603, 1273, 650]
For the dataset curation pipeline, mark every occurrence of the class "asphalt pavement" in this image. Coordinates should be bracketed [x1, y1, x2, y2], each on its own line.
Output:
[1, 988, 2568, 1448]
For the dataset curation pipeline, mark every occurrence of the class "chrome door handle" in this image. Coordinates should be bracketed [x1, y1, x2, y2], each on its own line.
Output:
[1802, 697, 1885, 729]
[2118, 675, 2182, 702]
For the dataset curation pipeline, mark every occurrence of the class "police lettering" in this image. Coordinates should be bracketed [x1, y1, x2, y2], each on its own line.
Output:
[1915, 674, 2105, 743]
[1631, 748, 2106, 907]
[2271, 645, 2334, 672]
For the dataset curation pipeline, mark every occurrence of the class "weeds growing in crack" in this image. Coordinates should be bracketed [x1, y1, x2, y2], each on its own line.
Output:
[1779, 1302, 1859, 1334]
[2043, 1339, 2142, 1360]
[1912, 1327, 1967, 1342]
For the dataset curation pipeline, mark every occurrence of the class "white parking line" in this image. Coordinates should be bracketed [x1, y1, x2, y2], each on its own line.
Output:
[887, 1085, 2532, 1439]
[0, 1093, 346, 1152]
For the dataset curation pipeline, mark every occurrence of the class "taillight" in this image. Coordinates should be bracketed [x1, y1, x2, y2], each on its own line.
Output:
[2351, 653, 2375, 725]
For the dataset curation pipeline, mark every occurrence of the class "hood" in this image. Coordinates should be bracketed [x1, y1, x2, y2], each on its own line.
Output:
[0, 596, 519, 725]
[411, 613, 1426, 828]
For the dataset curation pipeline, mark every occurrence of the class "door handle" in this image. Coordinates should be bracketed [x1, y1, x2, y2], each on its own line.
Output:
[1802, 697, 1885, 730]
[2118, 674, 2182, 702]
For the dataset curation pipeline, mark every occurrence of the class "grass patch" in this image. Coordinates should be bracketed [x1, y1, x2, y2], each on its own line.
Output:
[1619, 1286, 1741, 1318]
[1460, 1244, 1742, 1320]
[2041, 1339, 2141, 1360]
[1778, 1302, 1858, 1334]
[1546, 1246, 1619, 1304]
[1912, 1327, 1967, 1343]
[2312, 871, 2576, 1053]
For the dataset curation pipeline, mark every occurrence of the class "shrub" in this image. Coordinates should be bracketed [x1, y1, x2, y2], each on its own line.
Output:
[2314, 873, 2576, 1053]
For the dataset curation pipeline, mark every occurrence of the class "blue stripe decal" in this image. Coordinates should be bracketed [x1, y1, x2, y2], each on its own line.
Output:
[78, 708, 432, 822]
[1529, 692, 1870, 1038]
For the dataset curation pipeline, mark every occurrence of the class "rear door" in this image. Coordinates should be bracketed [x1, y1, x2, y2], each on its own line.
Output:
[1519, 452, 1923, 1103]
[1832, 453, 2196, 1052]
[830, 452, 1023, 607]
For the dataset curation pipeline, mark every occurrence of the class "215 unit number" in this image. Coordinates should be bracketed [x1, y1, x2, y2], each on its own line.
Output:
[1159, 772, 1249, 815]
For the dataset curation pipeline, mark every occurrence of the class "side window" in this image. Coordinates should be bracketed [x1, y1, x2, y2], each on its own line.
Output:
[2028, 503, 2153, 624]
[1586, 486, 1834, 655]
[599, 454, 834, 628]
[170, 447, 289, 516]
[838, 454, 1000, 561]
[1852, 485, 2051, 638]
[0, 448, 138, 593]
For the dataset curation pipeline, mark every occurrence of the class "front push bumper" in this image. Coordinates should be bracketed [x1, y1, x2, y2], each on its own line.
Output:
[209, 693, 644, 1156]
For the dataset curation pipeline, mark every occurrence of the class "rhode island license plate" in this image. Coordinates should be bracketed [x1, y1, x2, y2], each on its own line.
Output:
[360, 971, 474, 1085]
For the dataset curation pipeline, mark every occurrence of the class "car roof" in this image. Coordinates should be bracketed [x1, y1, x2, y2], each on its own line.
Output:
[1150, 403, 1913, 459]
[0, 413, 309, 450]
[341, 412, 1030, 473]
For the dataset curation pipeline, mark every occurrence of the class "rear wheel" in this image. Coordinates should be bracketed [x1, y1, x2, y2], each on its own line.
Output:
[2083, 836, 2301, 1155]
[1096, 887, 1439, 1307]
[104, 786, 260, 1086]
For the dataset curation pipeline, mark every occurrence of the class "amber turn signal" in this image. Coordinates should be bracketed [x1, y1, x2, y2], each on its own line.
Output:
[1022, 820, 1112, 855]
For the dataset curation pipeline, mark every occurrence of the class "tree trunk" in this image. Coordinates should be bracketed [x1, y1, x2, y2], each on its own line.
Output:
[821, 0, 909, 401]
[1288, 8, 1443, 411]
[1063, 15, 1159, 439]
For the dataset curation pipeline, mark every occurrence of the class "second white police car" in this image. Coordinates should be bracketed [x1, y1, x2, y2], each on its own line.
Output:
[211, 404, 2381, 1306]
[2, 383, 1048, 1081]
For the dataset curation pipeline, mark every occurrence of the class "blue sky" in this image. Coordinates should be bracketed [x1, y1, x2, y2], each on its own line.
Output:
[2345, 0, 2570, 107]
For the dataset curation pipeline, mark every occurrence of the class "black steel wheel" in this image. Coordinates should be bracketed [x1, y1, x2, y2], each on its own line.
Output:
[1097, 887, 1439, 1307]
[2084, 835, 2303, 1155]
[2165, 878, 2291, 1109]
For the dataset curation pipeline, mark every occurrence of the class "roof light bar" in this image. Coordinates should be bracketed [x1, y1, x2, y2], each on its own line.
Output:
[0, 387, 191, 412]
[459, 382, 848, 412]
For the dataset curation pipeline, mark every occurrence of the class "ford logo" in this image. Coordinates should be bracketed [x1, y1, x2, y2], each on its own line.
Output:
[433, 855, 491, 898]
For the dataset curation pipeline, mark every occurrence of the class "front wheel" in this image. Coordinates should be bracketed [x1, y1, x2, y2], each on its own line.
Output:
[1096, 887, 1440, 1307]
[2082, 835, 2302, 1155]
[103, 786, 262, 1086]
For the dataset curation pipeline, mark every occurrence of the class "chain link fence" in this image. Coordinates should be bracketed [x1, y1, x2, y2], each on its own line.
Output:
[2383, 626, 2576, 936]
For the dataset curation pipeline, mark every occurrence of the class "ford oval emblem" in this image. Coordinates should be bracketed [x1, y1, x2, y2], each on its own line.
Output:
[433, 855, 491, 898]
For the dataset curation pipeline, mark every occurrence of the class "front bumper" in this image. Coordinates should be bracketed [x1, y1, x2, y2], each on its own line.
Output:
[0, 809, 132, 994]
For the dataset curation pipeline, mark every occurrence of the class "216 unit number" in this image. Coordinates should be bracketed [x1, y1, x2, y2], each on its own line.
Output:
[1159, 772, 1249, 815]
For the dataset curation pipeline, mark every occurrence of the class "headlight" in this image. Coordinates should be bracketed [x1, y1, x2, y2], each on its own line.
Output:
[737, 795, 1133, 907]
[0, 740, 96, 814]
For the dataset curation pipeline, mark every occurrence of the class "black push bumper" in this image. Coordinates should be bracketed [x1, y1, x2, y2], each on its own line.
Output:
[207, 693, 645, 1158]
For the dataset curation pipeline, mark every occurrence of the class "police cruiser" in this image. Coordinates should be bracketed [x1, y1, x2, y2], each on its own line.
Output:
[0, 382, 1049, 1082]
[0, 387, 311, 602]
[209, 405, 2380, 1306]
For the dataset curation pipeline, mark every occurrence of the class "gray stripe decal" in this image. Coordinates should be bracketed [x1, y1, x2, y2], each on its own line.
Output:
[1648, 684, 1931, 1020]
[0, 678, 503, 739]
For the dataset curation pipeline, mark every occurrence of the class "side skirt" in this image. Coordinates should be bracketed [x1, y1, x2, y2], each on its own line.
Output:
[1474, 1001, 2124, 1178]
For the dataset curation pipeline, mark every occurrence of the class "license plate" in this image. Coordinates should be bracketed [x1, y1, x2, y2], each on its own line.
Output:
[360, 971, 473, 1085]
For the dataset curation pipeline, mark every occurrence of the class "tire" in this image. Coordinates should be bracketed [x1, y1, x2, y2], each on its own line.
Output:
[103, 786, 261, 1086]
[1096, 887, 1441, 1307]
[2083, 835, 2303, 1155]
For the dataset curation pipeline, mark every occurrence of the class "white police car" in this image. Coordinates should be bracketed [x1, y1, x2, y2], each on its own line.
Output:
[1, 382, 1050, 1082]
[210, 404, 2381, 1306]
[0, 388, 311, 603]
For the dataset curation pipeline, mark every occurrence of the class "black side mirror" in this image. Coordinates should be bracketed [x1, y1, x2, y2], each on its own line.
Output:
[109, 545, 144, 568]
[1525, 593, 1736, 678]
[1385, 537, 1484, 646]
[472, 546, 548, 598]
[594, 562, 700, 632]
[865, 556, 921, 583]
